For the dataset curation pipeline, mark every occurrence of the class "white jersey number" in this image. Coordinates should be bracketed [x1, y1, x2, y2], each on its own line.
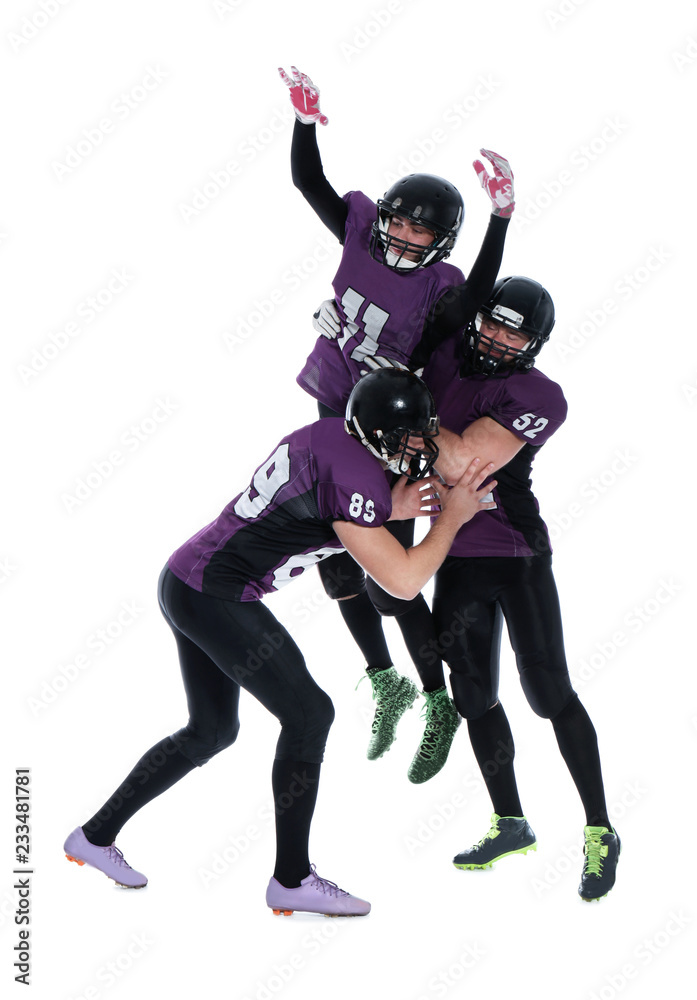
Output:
[272, 546, 341, 589]
[512, 412, 549, 439]
[348, 492, 376, 523]
[233, 444, 291, 520]
[336, 287, 390, 364]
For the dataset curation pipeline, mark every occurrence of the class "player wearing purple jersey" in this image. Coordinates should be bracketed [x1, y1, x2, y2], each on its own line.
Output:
[279, 66, 514, 782]
[415, 277, 620, 901]
[63, 370, 497, 916]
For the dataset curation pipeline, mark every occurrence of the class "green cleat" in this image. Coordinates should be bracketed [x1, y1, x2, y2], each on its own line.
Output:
[453, 814, 537, 870]
[579, 826, 621, 901]
[365, 667, 419, 760]
[407, 686, 461, 783]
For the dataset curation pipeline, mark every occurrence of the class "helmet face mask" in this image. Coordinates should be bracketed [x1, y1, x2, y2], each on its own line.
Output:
[372, 215, 440, 271]
[345, 370, 440, 481]
[369, 174, 464, 272]
[462, 276, 555, 377]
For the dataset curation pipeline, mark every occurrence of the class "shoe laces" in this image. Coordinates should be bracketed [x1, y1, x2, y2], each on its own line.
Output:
[307, 864, 349, 898]
[418, 687, 441, 720]
[583, 833, 609, 877]
[477, 815, 502, 846]
[415, 689, 458, 760]
[355, 675, 384, 733]
[104, 845, 133, 870]
[356, 671, 390, 701]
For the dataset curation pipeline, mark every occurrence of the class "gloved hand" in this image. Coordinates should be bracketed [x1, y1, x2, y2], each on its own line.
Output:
[312, 299, 341, 339]
[473, 148, 515, 218]
[278, 65, 329, 125]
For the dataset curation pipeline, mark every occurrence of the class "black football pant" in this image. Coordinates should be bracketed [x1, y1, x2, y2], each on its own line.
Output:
[82, 566, 334, 887]
[432, 555, 610, 828]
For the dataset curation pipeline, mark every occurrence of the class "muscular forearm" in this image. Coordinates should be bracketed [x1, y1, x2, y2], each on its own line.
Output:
[434, 421, 523, 486]
[388, 509, 466, 599]
[334, 461, 494, 598]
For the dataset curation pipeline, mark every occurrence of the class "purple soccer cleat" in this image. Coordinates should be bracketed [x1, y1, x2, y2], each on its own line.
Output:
[266, 864, 371, 917]
[63, 827, 148, 888]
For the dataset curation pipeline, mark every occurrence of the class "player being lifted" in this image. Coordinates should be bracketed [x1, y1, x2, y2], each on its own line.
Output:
[63, 370, 497, 917]
[279, 65, 515, 783]
[413, 276, 619, 901]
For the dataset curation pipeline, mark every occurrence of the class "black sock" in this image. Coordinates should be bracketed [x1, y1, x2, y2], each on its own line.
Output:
[467, 703, 523, 818]
[551, 694, 611, 829]
[395, 595, 445, 692]
[272, 759, 322, 887]
[337, 592, 392, 669]
[82, 735, 196, 846]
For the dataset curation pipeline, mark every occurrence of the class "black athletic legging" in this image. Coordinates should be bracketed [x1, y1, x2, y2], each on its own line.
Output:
[158, 566, 335, 764]
[432, 554, 574, 718]
[81, 566, 335, 887]
[432, 554, 610, 828]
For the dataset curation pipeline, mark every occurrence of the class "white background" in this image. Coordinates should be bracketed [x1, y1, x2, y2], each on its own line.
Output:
[3, 1, 696, 998]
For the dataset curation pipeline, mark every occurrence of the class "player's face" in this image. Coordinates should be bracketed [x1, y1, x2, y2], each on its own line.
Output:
[387, 214, 435, 261]
[477, 317, 529, 361]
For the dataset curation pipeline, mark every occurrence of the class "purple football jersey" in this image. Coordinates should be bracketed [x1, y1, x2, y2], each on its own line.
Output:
[423, 337, 568, 557]
[297, 190, 465, 414]
[168, 419, 392, 601]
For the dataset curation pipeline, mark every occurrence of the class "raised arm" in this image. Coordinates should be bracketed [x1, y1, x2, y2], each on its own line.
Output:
[334, 460, 496, 600]
[279, 65, 348, 241]
[411, 151, 514, 368]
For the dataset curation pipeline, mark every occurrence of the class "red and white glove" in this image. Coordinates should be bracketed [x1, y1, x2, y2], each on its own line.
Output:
[278, 65, 328, 126]
[473, 148, 515, 218]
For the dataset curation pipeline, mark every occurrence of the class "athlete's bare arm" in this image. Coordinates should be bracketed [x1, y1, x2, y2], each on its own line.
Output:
[334, 461, 495, 601]
[433, 419, 524, 487]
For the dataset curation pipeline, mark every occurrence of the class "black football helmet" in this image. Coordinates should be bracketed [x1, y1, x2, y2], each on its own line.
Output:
[369, 174, 464, 272]
[345, 369, 439, 480]
[462, 275, 556, 376]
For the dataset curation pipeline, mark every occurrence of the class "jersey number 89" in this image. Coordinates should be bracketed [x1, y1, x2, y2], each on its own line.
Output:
[349, 492, 375, 522]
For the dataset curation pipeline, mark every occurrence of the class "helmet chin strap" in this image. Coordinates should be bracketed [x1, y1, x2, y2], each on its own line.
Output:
[346, 417, 405, 473]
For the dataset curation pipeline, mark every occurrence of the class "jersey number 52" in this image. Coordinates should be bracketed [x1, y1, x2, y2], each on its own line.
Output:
[512, 412, 549, 439]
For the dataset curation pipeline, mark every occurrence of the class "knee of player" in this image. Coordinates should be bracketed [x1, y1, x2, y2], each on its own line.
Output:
[318, 561, 366, 601]
[311, 688, 336, 731]
[449, 673, 495, 720]
[177, 719, 241, 766]
[366, 579, 421, 617]
[519, 667, 575, 719]
[283, 686, 335, 734]
[276, 688, 335, 762]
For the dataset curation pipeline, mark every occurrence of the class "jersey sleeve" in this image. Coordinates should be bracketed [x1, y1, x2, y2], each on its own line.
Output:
[486, 374, 568, 446]
[316, 477, 392, 528]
